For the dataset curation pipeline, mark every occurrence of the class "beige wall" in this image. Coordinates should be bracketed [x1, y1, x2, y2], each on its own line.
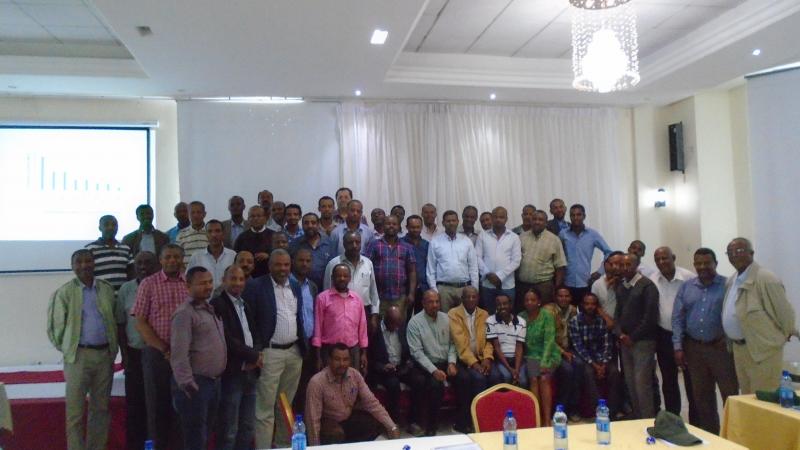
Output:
[0, 97, 178, 365]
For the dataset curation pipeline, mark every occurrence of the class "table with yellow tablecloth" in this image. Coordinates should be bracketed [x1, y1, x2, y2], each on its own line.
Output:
[470, 418, 746, 450]
[722, 392, 800, 450]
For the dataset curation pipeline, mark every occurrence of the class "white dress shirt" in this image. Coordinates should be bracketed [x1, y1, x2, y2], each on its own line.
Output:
[323, 255, 380, 312]
[421, 225, 444, 243]
[475, 228, 522, 290]
[187, 246, 237, 289]
[649, 266, 694, 331]
[426, 232, 479, 290]
[271, 276, 299, 344]
[227, 291, 254, 348]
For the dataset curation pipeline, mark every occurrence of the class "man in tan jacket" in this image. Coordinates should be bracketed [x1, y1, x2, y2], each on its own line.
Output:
[449, 286, 493, 433]
[722, 237, 797, 393]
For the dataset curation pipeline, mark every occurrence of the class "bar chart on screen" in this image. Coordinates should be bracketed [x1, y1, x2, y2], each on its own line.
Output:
[0, 126, 149, 244]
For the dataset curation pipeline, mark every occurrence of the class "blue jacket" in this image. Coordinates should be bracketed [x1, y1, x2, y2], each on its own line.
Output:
[243, 274, 308, 356]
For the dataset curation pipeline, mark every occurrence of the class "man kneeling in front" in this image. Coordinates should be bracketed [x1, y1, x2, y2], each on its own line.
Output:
[305, 342, 400, 445]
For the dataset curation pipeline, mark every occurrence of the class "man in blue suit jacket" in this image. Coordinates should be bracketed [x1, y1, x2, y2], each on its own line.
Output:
[243, 249, 307, 449]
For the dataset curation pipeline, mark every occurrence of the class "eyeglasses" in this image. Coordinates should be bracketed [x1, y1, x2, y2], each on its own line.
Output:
[726, 248, 750, 256]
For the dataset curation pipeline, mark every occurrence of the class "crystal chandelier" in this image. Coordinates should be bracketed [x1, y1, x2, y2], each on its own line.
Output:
[569, 0, 631, 10]
[571, 3, 640, 93]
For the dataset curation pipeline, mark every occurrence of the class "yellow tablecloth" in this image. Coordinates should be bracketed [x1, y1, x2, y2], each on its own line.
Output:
[0, 382, 11, 433]
[470, 418, 746, 450]
[722, 393, 800, 450]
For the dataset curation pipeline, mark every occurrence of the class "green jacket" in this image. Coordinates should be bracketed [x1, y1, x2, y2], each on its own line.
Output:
[47, 277, 118, 363]
[724, 262, 796, 363]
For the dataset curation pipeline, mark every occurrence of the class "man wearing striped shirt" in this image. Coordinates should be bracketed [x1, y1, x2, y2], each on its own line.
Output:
[176, 200, 209, 266]
[85, 215, 133, 291]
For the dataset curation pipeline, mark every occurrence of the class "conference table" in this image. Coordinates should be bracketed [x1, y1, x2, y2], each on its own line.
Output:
[722, 392, 800, 450]
[278, 419, 744, 450]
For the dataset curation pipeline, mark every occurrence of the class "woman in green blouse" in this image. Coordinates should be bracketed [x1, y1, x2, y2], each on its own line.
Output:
[519, 289, 560, 426]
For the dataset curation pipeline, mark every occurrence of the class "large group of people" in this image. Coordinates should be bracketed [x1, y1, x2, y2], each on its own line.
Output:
[45, 187, 797, 450]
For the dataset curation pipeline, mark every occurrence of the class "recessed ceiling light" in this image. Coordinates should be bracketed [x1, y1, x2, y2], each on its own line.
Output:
[136, 26, 153, 37]
[752, 48, 762, 56]
[354, 89, 362, 97]
[489, 93, 497, 100]
[370, 29, 388, 45]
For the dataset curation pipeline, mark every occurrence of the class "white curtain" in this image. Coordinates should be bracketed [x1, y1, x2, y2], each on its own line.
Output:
[338, 101, 627, 248]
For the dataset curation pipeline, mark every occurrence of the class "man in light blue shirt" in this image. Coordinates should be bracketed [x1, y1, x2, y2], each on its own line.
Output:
[330, 200, 375, 255]
[426, 210, 479, 312]
[559, 203, 612, 304]
[166, 202, 190, 243]
[671, 247, 737, 434]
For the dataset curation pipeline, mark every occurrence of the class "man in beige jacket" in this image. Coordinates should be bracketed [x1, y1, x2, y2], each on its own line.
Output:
[448, 286, 493, 433]
[722, 237, 797, 393]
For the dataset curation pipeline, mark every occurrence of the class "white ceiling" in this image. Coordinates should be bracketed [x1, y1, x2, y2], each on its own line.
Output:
[0, 0, 130, 58]
[406, 0, 746, 58]
[0, 0, 798, 105]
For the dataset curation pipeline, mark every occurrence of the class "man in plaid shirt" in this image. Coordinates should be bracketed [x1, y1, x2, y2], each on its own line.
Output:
[132, 243, 189, 448]
[366, 215, 416, 318]
[568, 292, 622, 417]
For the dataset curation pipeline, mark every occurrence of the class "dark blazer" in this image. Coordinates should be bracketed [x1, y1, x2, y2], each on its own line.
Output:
[614, 275, 660, 342]
[242, 274, 308, 356]
[368, 322, 411, 375]
[210, 291, 261, 379]
[122, 228, 170, 257]
[545, 219, 569, 237]
[222, 219, 250, 248]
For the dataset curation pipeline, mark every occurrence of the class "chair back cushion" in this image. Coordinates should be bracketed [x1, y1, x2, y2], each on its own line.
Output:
[473, 388, 538, 432]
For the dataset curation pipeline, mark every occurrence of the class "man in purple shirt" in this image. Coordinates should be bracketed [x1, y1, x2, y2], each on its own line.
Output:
[170, 266, 227, 450]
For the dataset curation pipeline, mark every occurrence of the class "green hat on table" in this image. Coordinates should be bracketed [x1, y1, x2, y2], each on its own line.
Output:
[646, 410, 702, 446]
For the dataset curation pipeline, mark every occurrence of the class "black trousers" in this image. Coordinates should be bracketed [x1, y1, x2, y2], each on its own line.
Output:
[367, 367, 411, 423]
[320, 410, 382, 444]
[454, 362, 489, 429]
[142, 347, 182, 450]
[124, 347, 148, 450]
[656, 327, 697, 423]
[408, 363, 454, 432]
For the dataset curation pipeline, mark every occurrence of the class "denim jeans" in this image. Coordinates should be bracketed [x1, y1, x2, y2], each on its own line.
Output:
[489, 357, 529, 388]
[480, 287, 516, 315]
[216, 372, 257, 450]
[171, 375, 220, 450]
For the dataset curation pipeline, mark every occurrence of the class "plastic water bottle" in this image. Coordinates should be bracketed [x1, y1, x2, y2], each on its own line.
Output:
[503, 409, 518, 450]
[292, 414, 307, 450]
[553, 404, 568, 450]
[780, 370, 794, 408]
[143, 440, 154, 450]
[596, 399, 611, 445]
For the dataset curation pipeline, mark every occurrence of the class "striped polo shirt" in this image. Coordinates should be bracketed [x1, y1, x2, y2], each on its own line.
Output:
[176, 226, 209, 265]
[85, 239, 133, 291]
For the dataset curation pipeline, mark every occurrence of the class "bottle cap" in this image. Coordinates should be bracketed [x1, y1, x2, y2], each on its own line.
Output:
[296, 413, 303, 422]
[598, 399, 607, 406]
[403, 446, 411, 450]
[506, 409, 514, 417]
[556, 404, 564, 412]
[783, 370, 790, 376]
[646, 436, 656, 445]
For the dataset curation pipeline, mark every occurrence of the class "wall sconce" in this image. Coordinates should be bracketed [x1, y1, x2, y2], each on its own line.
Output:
[654, 188, 667, 208]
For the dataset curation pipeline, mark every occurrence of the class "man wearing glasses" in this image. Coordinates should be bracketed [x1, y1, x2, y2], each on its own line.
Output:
[721, 237, 796, 394]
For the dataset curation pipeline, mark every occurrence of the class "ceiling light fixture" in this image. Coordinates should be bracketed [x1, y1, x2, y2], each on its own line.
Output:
[370, 29, 388, 45]
[354, 89, 362, 97]
[192, 96, 304, 104]
[489, 93, 497, 100]
[569, 0, 630, 9]
[752, 48, 762, 56]
[571, 3, 640, 93]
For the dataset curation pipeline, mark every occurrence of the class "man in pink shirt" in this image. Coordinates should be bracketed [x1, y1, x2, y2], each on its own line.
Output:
[313, 263, 369, 374]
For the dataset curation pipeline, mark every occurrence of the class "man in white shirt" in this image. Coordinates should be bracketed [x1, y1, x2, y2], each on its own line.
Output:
[324, 231, 381, 331]
[476, 207, 521, 314]
[591, 251, 624, 329]
[426, 210, 479, 313]
[187, 220, 236, 291]
[421, 203, 444, 242]
[649, 246, 696, 422]
[486, 294, 527, 387]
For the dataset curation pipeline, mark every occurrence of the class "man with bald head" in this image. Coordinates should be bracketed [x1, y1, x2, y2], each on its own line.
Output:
[234, 206, 274, 278]
[449, 286, 492, 433]
[476, 206, 521, 314]
[614, 253, 660, 419]
[407, 290, 458, 436]
[368, 305, 412, 423]
[648, 246, 696, 420]
[722, 237, 796, 393]
[243, 249, 307, 448]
